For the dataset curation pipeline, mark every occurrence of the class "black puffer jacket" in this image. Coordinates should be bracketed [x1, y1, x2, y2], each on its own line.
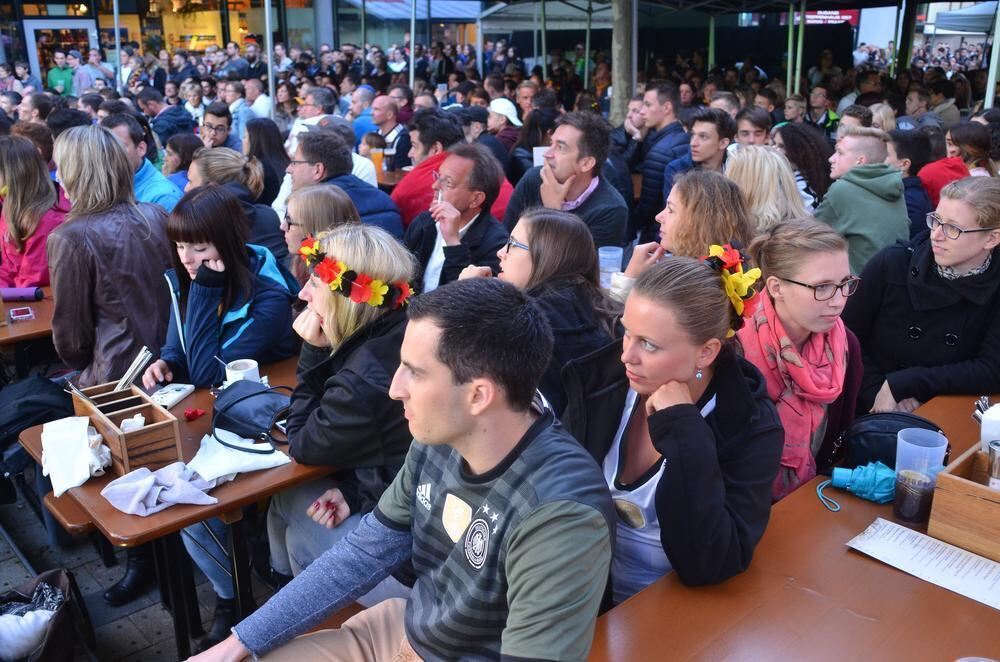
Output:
[631, 121, 689, 238]
[222, 182, 288, 265]
[286, 308, 412, 515]
[561, 343, 783, 588]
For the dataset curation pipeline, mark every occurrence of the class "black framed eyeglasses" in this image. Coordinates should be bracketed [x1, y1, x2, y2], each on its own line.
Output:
[287, 159, 317, 167]
[926, 211, 1000, 240]
[780, 276, 861, 301]
[202, 123, 229, 134]
[282, 213, 302, 228]
[505, 235, 530, 253]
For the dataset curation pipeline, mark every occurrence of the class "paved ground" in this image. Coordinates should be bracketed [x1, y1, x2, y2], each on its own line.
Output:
[0, 480, 276, 661]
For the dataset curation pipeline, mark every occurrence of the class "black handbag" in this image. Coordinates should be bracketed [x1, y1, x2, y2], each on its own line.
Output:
[211, 380, 292, 455]
[839, 412, 947, 470]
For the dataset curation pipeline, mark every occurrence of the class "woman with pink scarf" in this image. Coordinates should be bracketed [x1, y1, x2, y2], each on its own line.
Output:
[738, 219, 863, 500]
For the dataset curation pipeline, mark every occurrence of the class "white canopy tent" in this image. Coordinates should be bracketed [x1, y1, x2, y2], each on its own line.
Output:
[934, 1, 997, 34]
[481, 1, 613, 32]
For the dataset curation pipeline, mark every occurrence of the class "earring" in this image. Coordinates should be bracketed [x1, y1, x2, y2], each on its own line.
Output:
[695, 368, 703, 380]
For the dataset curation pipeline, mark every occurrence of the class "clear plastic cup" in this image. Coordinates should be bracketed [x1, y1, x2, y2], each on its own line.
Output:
[893, 428, 948, 524]
[598, 246, 623, 290]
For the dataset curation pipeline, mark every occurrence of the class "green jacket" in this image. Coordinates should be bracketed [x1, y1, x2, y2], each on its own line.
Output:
[47, 66, 73, 95]
[815, 164, 909, 275]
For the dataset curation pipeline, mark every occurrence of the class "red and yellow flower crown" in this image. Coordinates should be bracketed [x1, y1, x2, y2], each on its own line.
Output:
[702, 243, 761, 337]
[299, 236, 413, 310]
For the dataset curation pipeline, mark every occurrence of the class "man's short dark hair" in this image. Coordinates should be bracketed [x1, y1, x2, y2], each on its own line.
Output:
[204, 101, 232, 124]
[1, 91, 21, 108]
[136, 87, 165, 105]
[26, 93, 54, 120]
[554, 111, 611, 173]
[201, 75, 218, 90]
[306, 86, 337, 114]
[888, 129, 932, 176]
[735, 106, 772, 132]
[485, 73, 504, 94]
[299, 130, 352, 178]
[690, 107, 737, 141]
[447, 143, 502, 212]
[228, 81, 245, 98]
[407, 278, 554, 412]
[755, 87, 778, 105]
[649, 82, 680, 113]
[79, 92, 103, 114]
[710, 91, 741, 115]
[98, 99, 129, 115]
[100, 113, 145, 146]
[388, 84, 413, 107]
[919, 125, 947, 161]
[410, 108, 464, 151]
[47, 108, 91, 138]
[841, 104, 873, 127]
[531, 88, 558, 112]
[928, 78, 955, 99]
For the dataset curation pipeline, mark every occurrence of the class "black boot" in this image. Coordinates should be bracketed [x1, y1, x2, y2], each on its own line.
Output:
[194, 597, 238, 654]
[255, 564, 293, 592]
[103, 545, 155, 606]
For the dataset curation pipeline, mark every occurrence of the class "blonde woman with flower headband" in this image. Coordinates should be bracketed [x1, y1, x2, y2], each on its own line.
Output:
[560, 250, 783, 603]
[251, 224, 417, 647]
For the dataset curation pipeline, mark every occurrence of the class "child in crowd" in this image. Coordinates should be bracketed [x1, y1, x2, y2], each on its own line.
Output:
[358, 130, 386, 158]
[0, 135, 70, 287]
[886, 129, 934, 238]
[740, 219, 863, 499]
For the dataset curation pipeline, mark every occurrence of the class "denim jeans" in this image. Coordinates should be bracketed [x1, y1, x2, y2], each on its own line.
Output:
[182, 516, 234, 600]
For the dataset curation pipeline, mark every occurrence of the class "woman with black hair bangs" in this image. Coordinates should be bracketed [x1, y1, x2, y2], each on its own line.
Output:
[142, 184, 298, 389]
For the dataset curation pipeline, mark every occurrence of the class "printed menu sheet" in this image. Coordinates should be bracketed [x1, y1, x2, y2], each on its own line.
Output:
[847, 517, 1000, 611]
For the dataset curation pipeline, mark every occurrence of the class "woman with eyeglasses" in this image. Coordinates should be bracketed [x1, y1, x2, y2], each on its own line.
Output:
[283, 185, 361, 284]
[460, 208, 621, 416]
[844, 177, 1000, 414]
[739, 219, 863, 499]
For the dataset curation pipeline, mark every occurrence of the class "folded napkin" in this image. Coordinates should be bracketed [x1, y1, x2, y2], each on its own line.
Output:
[187, 428, 291, 482]
[101, 462, 232, 516]
[41, 417, 111, 497]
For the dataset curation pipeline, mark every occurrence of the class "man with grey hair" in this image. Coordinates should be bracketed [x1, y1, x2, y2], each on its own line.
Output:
[245, 78, 271, 118]
[284, 86, 337, 155]
[815, 126, 909, 274]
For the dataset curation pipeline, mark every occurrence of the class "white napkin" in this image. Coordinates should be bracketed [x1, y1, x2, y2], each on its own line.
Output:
[187, 428, 291, 482]
[100, 461, 231, 516]
[41, 417, 111, 497]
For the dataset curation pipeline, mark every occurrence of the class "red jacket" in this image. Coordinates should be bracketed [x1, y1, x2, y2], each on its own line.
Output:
[0, 189, 70, 288]
[391, 151, 513, 228]
[917, 157, 969, 207]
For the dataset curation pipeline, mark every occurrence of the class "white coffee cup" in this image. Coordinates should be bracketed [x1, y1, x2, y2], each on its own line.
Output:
[225, 359, 260, 384]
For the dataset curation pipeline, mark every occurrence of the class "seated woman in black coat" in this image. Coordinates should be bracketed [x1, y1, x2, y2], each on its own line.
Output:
[460, 208, 621, 415]
[560, 255, 783, 603]
[843, 176, 1000, 413]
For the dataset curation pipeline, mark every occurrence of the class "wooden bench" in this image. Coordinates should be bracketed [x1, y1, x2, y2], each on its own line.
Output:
[44, 492, 96, 535]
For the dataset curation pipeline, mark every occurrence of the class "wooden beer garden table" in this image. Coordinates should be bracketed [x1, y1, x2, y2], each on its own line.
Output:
[589, 395, 1000, 661]
[19, 357, 329, 658]
[0, 287, 54, 345]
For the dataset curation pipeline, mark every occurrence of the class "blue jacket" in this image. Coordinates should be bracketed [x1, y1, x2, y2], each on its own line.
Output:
[151, 104, 195, 144]
[322, 173, 403, 238]
[159, 245, 299, 386]
[352, 108, 377, 147]
[903, 175, 933, 239]
[135, 159, 183, 212]
[229, 100, 253, 152]
[632, 121, 689, 239]
[662, 153, 696, 204]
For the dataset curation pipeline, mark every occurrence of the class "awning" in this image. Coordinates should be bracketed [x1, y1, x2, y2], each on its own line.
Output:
[339, 0, 481, 22]
[933, 1, 997, 34]
[482, 2, 613, 32]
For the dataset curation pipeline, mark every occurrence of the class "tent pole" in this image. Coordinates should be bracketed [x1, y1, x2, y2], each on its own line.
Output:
[585, 0, 592, 88]
[264, 0, 275, 120]
[889, 4, 901, 78]
[361, 0, 367, 51]
[113, 0, 121, 90]
[534, 4, 539, 74]
[541, 0, 548, 80]
[987, 4, 1000, 109]
[476, 16, 483, 79]
[409, 0, 416, 89]
[631, 0, 637, 95]
[793, 0, 806, 94]
[896, 0, 917, 74]
[708, 15, 715, 71]
[786, 2, 794, 94]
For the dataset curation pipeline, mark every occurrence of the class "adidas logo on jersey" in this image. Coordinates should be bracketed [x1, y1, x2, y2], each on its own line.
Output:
[417, 483, 433, 511]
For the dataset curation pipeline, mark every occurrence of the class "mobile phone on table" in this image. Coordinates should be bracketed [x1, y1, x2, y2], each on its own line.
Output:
[9, 306, 34, 322]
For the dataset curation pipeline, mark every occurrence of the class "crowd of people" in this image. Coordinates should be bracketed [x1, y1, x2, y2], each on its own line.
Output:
[1, 32, 999, 660]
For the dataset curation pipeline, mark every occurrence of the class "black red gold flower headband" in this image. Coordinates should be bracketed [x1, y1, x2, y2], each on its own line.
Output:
[702, 244, 761, 337]
[299, 236, 413, 309]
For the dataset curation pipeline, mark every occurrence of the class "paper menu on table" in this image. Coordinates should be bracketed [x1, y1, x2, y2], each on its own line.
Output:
[847, 517, 1000, 611]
